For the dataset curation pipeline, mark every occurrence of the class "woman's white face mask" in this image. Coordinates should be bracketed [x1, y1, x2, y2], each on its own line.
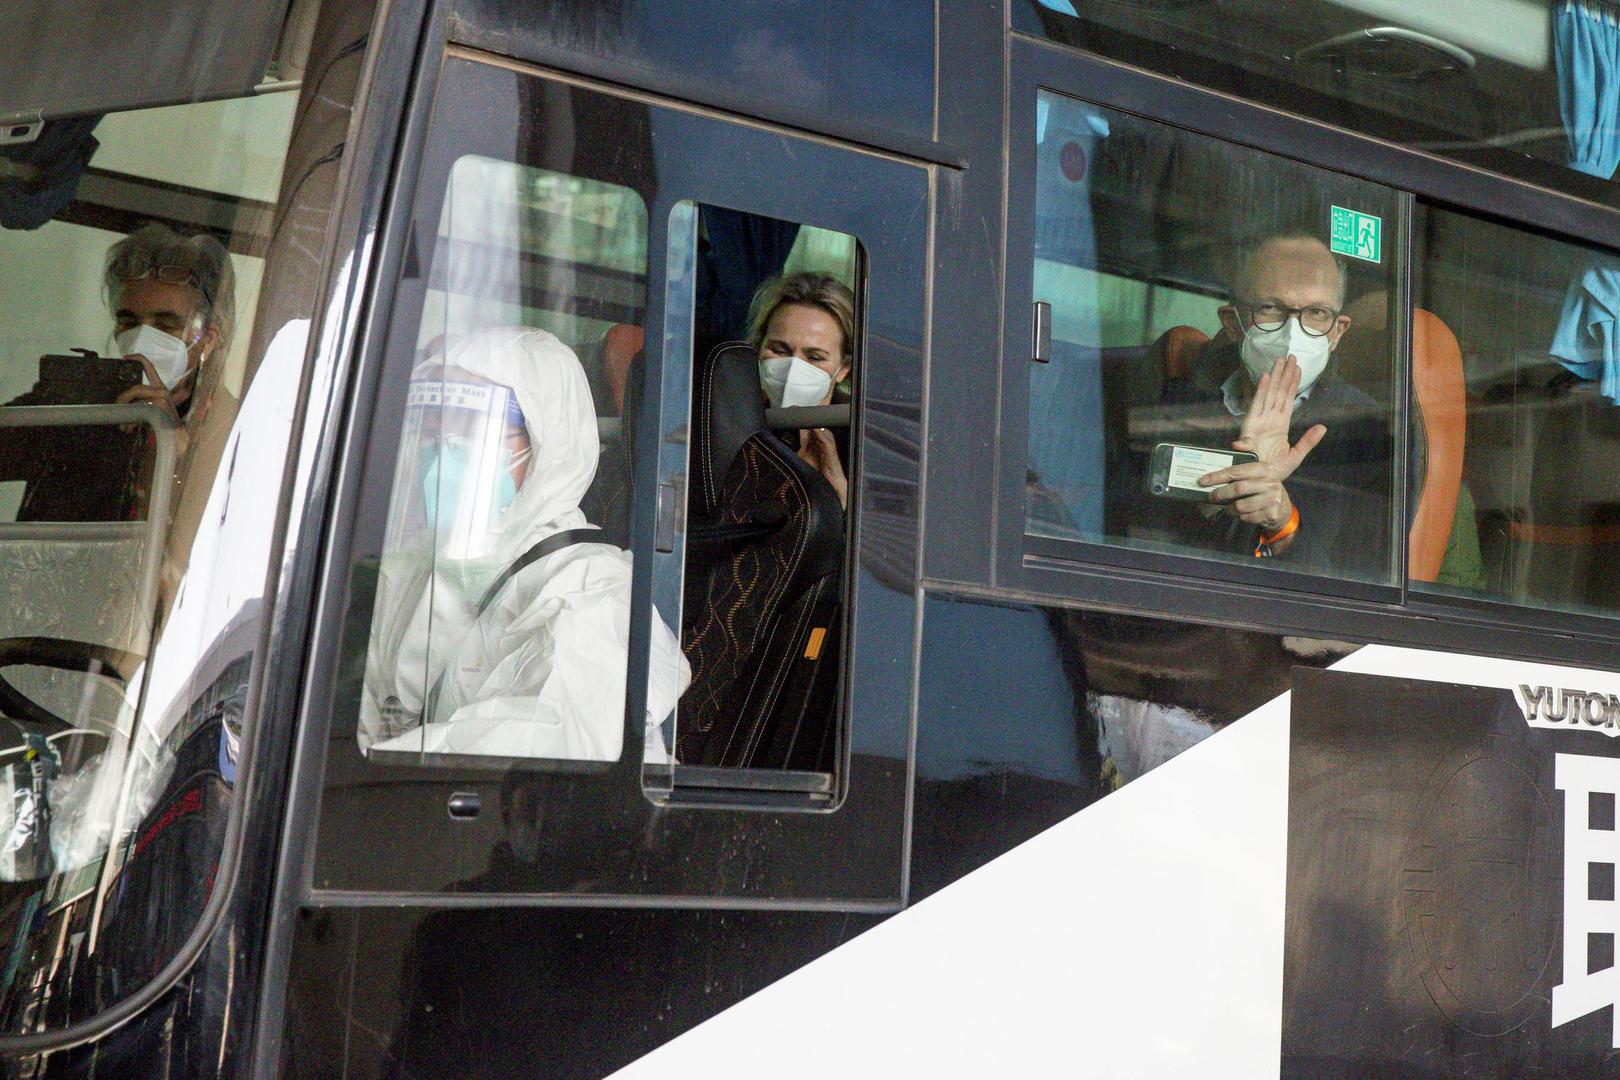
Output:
[760, 355, 834, 409]
[1239, 316, 1333, 395]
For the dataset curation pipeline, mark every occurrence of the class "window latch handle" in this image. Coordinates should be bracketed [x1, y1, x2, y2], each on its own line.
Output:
[446, 791, 481, 820]
[1032, 300, 1052, 364]
[655, 480, 679, 553]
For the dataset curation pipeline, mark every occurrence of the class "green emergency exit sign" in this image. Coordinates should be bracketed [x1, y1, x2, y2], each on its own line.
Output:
[1330, 206, 1381, 263]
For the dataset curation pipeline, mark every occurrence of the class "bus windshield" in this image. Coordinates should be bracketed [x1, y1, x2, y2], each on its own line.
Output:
[0, 24, 310, 1032]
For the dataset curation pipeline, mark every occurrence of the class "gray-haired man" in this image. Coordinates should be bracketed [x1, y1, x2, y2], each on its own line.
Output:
[0, 224, 235, 521]
[105, 222, 235, 420]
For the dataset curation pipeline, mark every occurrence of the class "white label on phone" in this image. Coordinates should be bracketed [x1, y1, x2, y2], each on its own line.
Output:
[1167, 446, 1233, 491]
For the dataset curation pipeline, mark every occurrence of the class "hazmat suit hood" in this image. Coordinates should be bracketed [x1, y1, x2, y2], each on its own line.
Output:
[427, 326, 600, 563]
[359, 326, 692, 762]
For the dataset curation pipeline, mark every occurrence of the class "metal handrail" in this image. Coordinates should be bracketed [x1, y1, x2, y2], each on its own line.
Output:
[765, 403, 850, 430]
[598, 403, 852, 446]
[0, 401, 181, 662]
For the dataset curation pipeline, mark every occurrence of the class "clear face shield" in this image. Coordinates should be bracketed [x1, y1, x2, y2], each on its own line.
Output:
[384, 368, 531, 563]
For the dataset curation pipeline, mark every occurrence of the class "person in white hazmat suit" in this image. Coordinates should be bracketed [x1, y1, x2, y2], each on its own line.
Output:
[359, 326, 688, 761]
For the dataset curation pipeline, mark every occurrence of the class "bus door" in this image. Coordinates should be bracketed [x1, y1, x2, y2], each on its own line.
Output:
[301, 48, 929, 908]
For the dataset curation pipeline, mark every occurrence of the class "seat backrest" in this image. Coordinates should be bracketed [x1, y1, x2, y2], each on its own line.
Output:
[1484, 374, 1620, 608]
[1407, 310, 1466, 582]
[581, 324, 647, 547]
[1150, 324, 1211, 384]
[677, 342, 845, 768]
[600, 323, 644, 414]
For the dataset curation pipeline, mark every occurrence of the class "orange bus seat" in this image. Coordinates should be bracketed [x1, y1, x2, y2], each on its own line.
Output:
[1408, 310, 1466, 583]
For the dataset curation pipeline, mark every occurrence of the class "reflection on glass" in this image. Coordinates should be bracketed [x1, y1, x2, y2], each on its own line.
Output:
[1415, 204, 1620, 616]
[1018, 0, 1620, 203]
[0, 73, 303, 1029]
[501, 0, 935, 140]
[1026, 91, 1399, 585]
[357, 158, 689, 767]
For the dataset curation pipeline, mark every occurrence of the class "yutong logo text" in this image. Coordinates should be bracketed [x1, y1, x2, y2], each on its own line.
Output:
[1518, 684, 1620, 736]
[1552, 754, 1620, 1049]
[1518, 685, 1620, 1045]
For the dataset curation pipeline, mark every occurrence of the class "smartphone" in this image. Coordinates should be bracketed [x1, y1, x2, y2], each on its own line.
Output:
[1148, 442, 1258, 500]
[31, 353, 146, 405]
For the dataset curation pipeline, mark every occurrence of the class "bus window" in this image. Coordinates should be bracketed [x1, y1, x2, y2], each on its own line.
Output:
[1413, 204, 1620, 617]
[354, 154, 687, 767]
[1017, 0, 1620, 208]
[0, 58, 308, 1031]
[316, 55, 919, 903]
[1024, 91, 1401, 587]
[667, 203, 860, 784]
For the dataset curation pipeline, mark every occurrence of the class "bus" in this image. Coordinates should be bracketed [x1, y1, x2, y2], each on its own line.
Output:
[0, 0, 1615, 1076]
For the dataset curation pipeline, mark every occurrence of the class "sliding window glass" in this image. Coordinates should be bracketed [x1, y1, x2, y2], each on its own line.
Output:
[1414, 204, 1620, 617]
[668, 203, 860, 782]
[1026, 91, 1401, 586]
[353, 152, 672, 767]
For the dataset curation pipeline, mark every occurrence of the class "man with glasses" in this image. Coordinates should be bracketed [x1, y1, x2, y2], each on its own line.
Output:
[0, 223, 234, 521]
[104, 223, 234, 422]
[1123, 230, 1389, 576]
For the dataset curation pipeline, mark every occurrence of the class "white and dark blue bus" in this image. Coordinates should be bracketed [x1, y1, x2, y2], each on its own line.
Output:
[0, 1, 1616, 1076]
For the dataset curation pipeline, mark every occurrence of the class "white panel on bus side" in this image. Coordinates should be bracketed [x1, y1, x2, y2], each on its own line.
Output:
[612, 674, 1292, 1077]
[610, 643, 1620, 1079]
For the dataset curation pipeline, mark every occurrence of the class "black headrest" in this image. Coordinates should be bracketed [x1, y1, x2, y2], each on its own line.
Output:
[691, 341, 767, 516]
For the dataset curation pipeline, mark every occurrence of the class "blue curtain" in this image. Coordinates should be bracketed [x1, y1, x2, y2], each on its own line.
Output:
[1552, 1, 1620, 400]
[0, 116, 99, 230]
[696, 206, 801, 346]
[1550, 262, 1620, 401]
[1556, 0, 1620, 179]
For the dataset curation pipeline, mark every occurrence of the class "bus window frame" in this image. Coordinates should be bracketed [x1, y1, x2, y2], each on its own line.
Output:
[994, 35, 1620, 671]
[651, 198, 867, 800]
[299, 49, 929, 907]
[998, 46, 1414, 606]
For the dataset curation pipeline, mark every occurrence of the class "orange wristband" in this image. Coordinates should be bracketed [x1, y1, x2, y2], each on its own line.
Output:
[1254, 504, 1300, 557]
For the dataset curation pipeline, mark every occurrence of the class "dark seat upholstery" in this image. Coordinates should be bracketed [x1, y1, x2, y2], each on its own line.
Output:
[676, 342, 845, 769]
[580, 325, 646, 548]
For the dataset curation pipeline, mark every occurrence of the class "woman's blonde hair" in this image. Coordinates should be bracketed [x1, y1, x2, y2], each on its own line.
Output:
[745, 271, 856, 366]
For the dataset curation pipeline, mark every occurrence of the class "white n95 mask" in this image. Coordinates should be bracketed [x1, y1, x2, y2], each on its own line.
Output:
[760, 355, 833, 409]
[1239, 317, 1332, 395]
[115, 324, 193, 389]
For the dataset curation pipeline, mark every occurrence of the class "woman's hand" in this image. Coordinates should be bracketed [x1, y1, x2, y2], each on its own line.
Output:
[800, 428, 848, 508]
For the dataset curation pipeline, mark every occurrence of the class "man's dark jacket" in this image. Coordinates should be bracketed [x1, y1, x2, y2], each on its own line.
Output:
[1104, 338, 1392, 581]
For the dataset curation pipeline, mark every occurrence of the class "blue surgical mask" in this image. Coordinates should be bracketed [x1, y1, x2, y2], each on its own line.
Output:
[420, 442, 519, 524]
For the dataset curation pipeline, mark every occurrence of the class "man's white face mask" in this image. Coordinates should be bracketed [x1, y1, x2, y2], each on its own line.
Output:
[114, 324, 193, 389]
[1239, 316, 1333, 395]
[760, 355, 833, 409]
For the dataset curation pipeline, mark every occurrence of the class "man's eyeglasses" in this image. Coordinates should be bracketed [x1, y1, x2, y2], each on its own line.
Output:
[1238, 299, 1341, 338]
